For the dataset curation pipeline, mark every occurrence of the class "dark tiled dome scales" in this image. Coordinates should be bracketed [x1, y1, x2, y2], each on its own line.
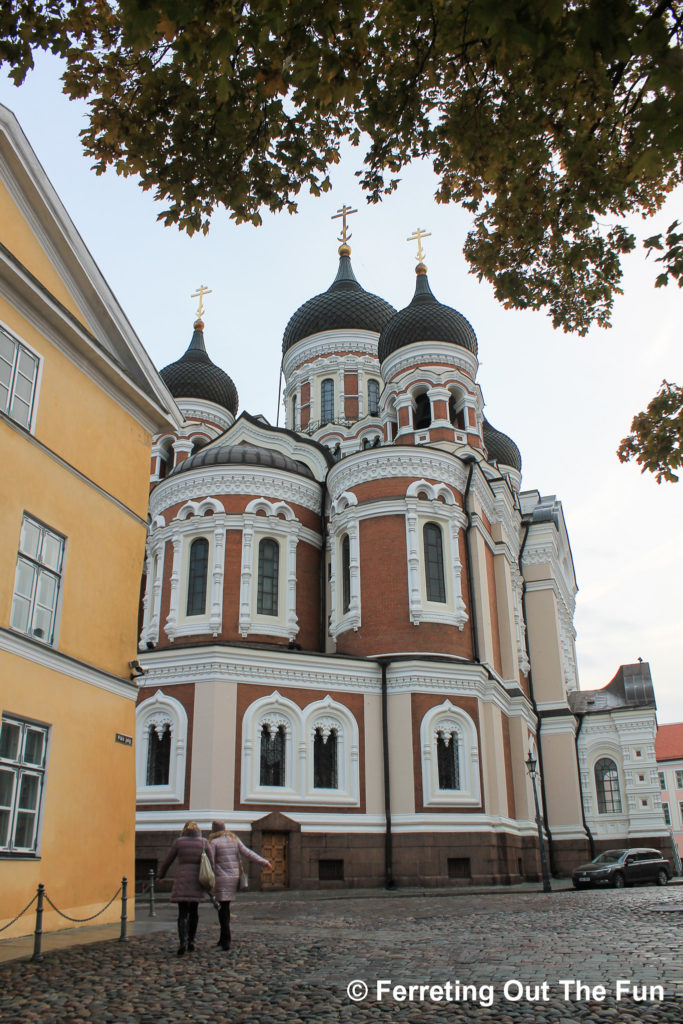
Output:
[170, 443, 314, 479]
[282, 250, 396, 353]
[160, 321, 239, 415]
[378, 269, 478, 363]
[483, 418, 522, 472]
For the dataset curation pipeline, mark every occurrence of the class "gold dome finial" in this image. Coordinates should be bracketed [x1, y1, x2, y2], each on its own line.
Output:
[407, 227, 432, 270]
[332, 203, 358, 253]
[191, 284, 212, 321]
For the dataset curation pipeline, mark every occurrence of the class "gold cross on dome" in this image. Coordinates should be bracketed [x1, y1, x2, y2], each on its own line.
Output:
[407, 228, 432, 263]
[191, 285, 212, 318]
[331, 204, 358, 245]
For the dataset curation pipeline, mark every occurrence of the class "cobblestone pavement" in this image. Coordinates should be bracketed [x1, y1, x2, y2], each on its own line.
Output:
[1, 886, 681, 1024]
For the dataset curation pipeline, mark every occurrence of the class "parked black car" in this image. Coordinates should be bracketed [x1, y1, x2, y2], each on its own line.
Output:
[572, 848, 672, 889]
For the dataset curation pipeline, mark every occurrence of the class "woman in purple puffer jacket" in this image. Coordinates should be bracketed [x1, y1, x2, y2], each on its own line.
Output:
[208, 820, 271, 951]
[158, 821, 215, 956]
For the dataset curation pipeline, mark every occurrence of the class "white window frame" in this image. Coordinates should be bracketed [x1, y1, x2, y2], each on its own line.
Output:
[328, 491, 361, 638]
[238, 499, 301, 640]
[10, 514, 66, 646]
[241, 692, 360, 806]
[304, 696, 360, 805]
[405, 481, 468, 629]
[163, 499, 227, 642]
[676, 769, 683, 789]
[241, 692, 300, 803]
[420, 700, 481, 807]
[0, 324, 41, 432]
[592, 754, 624, 816]
[136, 690, 188, 804]
[0, 713, 50, 855]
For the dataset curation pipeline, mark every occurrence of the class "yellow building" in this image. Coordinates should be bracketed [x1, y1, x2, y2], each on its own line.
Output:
[0, 105, 180, 938]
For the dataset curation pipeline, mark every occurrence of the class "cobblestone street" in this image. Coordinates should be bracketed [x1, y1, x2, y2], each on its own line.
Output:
[1, 885, 681, 1024]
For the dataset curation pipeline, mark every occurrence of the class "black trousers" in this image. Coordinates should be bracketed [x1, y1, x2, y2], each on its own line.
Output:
[218, 901, 231, 945]
[177, 902, 199, 945]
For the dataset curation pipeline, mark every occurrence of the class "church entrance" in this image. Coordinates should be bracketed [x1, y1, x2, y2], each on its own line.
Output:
[260, 832, 288, 889]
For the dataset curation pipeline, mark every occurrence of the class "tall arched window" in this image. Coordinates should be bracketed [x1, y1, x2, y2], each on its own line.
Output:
[260, 723, 286, 786]
[186, 537, 209, 615]
[257, 538, 279, 615]
[436, 728, 460, 790]
[146, 723, 171, 785]
[368, 379, 380, 416]
[414, 392, 431, 429]
[321, 378, 334, 424]
[291, 393, 297, 429]
[314, 727, 338, 788]
[341, 534, 351, 614]
[423, 523, 446, 603]
[448, 394, 465, 429]
[595, 757, 622, 813]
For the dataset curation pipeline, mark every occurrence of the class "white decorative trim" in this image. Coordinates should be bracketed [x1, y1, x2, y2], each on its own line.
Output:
[328, 447, 468, 497]
[282, 330, 380, 379]
[150, 467, 322, 519]
[238, 499, 301, 639]
[420, 700, 482, 807]
[381, 340, 478, 385]
[136, 690, 188, 804]
[404, 488, 468, 628]
[328, 498, 362, 637]
[175, 397, 234, 432]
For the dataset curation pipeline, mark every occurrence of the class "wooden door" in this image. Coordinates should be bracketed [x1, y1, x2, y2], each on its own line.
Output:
[260, 832, 288, 889]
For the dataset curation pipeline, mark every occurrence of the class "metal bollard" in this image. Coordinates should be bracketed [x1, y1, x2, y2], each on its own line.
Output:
[148, 867, 156, 917]
[119, 876, 128, 941]
[32, 884, 45, 962]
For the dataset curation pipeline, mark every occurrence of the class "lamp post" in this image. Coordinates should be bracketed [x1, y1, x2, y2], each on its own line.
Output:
[525, 750, 552, 893]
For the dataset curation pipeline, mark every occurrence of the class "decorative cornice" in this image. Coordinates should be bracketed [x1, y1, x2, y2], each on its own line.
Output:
[149, 466, 323, 518]
[0, 627, 138, 701]
[282, 330, 380, 379]
[381, 340, 478, 383]
[328, 447, 468, 497]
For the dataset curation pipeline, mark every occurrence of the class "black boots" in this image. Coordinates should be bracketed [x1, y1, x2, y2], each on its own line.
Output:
[177, 917, 188, 956]
[218, 902, 231, 951]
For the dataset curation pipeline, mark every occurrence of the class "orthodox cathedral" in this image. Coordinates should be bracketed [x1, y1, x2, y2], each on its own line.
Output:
[134, 216, 667, 889]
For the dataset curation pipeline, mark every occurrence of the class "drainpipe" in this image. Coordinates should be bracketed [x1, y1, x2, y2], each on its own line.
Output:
[519, 522, 557, 878]
[462, 458, 480, 664]
[378, 658, 394, 888]
[574, 712, 596, 859]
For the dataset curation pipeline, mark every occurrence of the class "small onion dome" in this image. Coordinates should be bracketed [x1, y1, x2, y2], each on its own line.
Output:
[482, 418, 522, 472]
[169, 443, 314, 479]
[282, 249, 396, 354]
[378, 265, 478, 363]
[160, 319, 239, 415]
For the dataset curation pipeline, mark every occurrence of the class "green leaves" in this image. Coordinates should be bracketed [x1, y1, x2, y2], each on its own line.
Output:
[2, 1, 682, 480]
[618, 382, 683, 483]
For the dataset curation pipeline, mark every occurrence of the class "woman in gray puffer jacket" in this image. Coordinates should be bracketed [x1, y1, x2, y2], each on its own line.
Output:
[158, 821, 214, 956]
[208, 820, 271, 950]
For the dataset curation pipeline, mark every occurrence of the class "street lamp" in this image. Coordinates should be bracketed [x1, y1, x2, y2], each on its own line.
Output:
[525, 750, 552, 893]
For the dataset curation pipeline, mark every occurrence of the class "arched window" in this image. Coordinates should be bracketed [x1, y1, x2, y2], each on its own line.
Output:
[448, 394, 465, 429]
[321, 378, 334, 424]
[595, 757, 622, 813]
[368, 379, 380, 416]
[186, 538, 209, 615]
[423, 523, 446, 603]
[341, 534, 351, 614]
[414, 392, 431, 429]
[314, 727, 338, 788]
[146, 723, 171, 786]
[436, 728, 460, 790]
[257, 538, 279, 616]
[291, 393, 297, 429]
[260, 723, 286, 786]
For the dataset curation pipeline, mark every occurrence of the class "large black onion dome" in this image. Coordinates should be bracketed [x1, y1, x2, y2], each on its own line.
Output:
[160, 320, 239, 415]
[282, 249, 396, 353]
[170, 443, 314, 479]
[482, 418, 522, 472]
[378, 268, 478, 363]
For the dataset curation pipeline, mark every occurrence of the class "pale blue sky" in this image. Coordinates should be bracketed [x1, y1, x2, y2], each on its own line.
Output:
[2, 52, 681, 722]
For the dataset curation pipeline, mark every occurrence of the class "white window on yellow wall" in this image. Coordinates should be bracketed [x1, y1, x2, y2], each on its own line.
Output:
[0, 715, 49, 854]
[10, 515, 65, 645]
[0, 326, 40, 430]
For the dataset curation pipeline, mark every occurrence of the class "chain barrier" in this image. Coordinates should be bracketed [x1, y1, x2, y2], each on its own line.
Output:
[0, 878, 129, 962]
[0, 891, 38, 933]
[43, 885, 122, 924]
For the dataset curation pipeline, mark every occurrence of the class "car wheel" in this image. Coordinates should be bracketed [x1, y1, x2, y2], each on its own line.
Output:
[656, 869, 668, 886]
[613, 872, 626, 889]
